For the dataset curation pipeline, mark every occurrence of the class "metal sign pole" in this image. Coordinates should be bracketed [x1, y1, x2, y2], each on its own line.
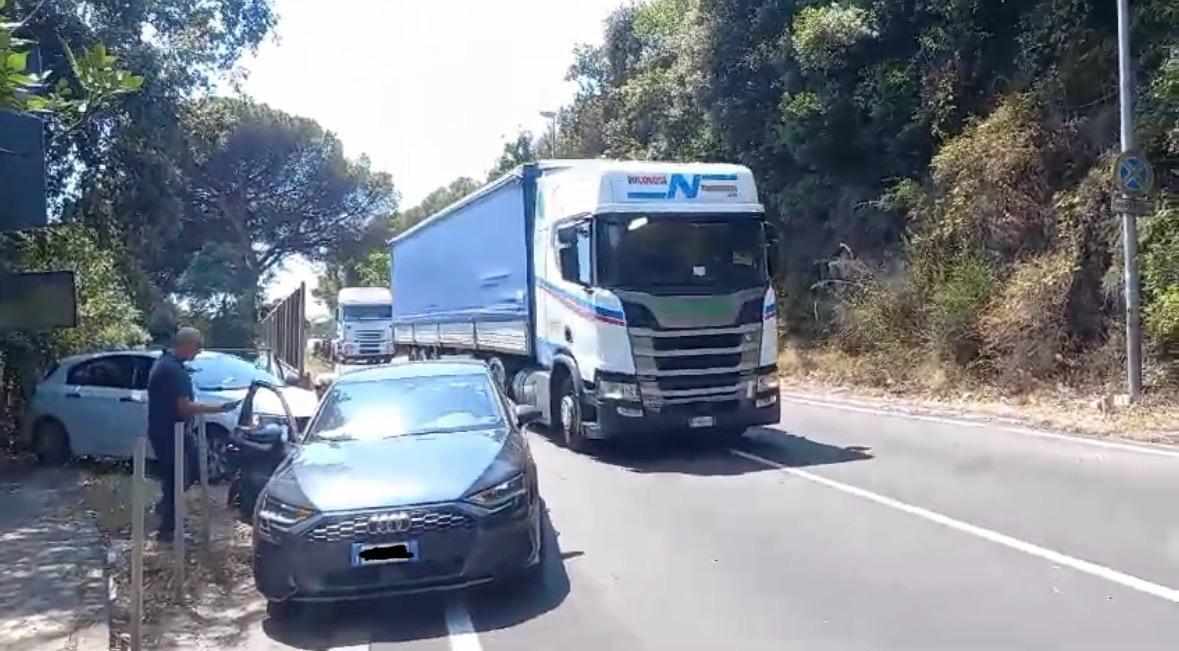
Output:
[1117, 0, 1142, 402]
[130, 437, 147, 651]
[173, 422, 186, 601]
[197, 418, 211, 550]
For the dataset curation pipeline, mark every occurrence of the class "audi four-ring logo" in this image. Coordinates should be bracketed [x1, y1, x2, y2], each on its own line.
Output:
[366, 512, 411, 535]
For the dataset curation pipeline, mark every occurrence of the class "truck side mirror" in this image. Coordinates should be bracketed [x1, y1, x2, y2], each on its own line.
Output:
[765, 223, 781, 279]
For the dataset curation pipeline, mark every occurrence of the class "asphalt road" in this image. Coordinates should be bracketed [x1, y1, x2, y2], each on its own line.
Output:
[251, 395, 1179, 650]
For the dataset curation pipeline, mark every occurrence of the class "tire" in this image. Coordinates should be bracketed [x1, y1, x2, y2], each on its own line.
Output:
[34, 420, 71, 465]
[266, 599, 303, 622]
[554, 374, 588, 452]
[203, 425, 231, 483]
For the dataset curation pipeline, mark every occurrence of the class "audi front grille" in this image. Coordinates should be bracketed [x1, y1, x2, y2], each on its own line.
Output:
[305, 508, 475, 543]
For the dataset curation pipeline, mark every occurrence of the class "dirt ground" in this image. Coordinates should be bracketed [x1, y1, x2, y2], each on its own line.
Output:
[80, 467, 266, 650]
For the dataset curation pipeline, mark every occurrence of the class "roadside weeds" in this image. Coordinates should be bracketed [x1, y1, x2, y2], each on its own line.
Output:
[779, 346, 1179, 445]
[80, 470, 266, 650]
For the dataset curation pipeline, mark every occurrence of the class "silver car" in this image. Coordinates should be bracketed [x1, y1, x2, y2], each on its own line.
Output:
[20, 350, 319, 478]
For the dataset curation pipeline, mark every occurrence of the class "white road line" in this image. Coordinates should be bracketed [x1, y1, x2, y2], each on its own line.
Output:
[730, 448, 1179, 605]
[445, 598, 482, 651]
[779, 393, 1179, 459]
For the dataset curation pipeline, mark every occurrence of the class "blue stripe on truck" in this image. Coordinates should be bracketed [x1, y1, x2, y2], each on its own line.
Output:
[538, 280, 626, 326]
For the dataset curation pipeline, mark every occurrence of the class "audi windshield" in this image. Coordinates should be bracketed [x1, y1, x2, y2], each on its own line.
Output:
[306, 373, 505, 441]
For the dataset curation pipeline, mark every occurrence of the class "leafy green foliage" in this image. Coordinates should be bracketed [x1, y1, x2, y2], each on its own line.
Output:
[1143, 208, 1179, 352]
[791, 3, 878, 73]
[0, 3, 143, 129]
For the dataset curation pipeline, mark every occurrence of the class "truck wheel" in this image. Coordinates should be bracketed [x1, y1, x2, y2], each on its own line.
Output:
[555, 374, 588, 452]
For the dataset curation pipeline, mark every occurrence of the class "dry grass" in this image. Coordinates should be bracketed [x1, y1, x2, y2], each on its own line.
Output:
[80, 470, 267, 650]
[779, 344, 1179, 444]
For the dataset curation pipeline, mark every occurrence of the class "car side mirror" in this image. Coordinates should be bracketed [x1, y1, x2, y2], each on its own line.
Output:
[255, 422, 288, 444]
[283, 370, 300, 386]
[514, 404, 542, 426]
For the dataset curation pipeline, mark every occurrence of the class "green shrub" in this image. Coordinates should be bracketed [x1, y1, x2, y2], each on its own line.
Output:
[831, 264, 924, 355]
[926, 255, 995, 363]
[1146, 287, 1179, 355]
[978, 250, 1076, 383]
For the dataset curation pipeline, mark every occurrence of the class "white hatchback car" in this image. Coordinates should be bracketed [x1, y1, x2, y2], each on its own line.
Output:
[20, 349, 319, 479]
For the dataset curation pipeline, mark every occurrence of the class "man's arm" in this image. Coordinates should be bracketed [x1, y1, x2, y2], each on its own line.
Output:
[176, 396, 234, 417]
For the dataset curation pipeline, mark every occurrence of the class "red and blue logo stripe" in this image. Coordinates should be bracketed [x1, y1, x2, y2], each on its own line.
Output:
[539, 280, 626, 326]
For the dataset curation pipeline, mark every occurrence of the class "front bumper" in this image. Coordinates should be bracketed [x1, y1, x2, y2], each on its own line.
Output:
[253, 498, 541, 602]
[587, 392, 781, 439]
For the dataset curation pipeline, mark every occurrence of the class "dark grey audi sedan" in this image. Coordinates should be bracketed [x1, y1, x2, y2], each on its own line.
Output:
[247, 360, 544, 612]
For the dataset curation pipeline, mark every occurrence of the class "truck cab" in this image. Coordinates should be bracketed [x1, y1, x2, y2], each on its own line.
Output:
[529, 162, 780, 447]
[333, 287, 395, 364]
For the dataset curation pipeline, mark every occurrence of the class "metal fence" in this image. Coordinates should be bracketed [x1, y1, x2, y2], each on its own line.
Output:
[259, 283, 306, 379]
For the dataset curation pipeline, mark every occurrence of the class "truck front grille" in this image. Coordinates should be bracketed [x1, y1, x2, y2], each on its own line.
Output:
[629, 324, 761, 407]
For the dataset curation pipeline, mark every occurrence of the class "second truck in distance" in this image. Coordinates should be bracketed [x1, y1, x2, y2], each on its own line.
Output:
[389, 160, 781, 448]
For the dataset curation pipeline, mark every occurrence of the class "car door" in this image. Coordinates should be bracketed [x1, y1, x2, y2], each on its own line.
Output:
[61, 355, 140, 457]
[234, 382, 299, 517]
[549, 219, 599, 374]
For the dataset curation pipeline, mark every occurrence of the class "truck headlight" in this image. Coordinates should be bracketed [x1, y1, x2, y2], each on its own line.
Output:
[598, 379, 640, 402]
[465, 474, 527, 510]
[756, 372, 779, 393]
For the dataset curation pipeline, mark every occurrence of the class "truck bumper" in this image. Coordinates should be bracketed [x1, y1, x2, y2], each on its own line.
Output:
[586, 393, 781, 439]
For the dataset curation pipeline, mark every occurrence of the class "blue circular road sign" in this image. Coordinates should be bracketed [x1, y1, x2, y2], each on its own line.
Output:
[1113, 151, 1154, 197]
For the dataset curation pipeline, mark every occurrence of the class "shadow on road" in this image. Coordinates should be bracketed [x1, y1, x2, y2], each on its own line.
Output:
[261, 506, 572, 648]
[739, 426, 874, 467]
[575, 425, 873, 476]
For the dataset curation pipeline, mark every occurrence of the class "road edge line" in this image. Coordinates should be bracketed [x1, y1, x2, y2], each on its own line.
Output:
[778, 393, 1179, 459]
[445, 598, 482, 651]
[730, 448, 1179, 605]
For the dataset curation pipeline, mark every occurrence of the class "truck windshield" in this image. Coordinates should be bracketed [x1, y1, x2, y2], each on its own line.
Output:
[596, 214, 766, 294]
[341, 304, 392, 320]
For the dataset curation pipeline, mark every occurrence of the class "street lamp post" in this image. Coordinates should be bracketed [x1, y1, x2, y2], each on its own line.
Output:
[1116, 0, 1143, 401]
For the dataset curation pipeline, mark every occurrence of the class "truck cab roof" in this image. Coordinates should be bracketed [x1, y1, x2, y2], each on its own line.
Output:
[338, 287, 392, 305]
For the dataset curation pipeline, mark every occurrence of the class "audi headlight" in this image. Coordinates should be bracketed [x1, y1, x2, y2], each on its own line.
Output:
[598, 379, 640, 402]
[756, 372, 780, 393]
[256, 493, 316, 537]
[465, 474, 527, 510]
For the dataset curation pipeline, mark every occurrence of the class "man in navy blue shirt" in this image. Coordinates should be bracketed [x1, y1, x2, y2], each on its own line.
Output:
[148, 327, 236, 542]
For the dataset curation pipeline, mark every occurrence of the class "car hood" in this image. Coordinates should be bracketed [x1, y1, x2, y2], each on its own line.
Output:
[271, 427, 522, 512]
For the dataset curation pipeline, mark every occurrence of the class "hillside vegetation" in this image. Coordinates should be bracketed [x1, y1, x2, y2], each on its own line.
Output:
[533, 0, 1179, 406]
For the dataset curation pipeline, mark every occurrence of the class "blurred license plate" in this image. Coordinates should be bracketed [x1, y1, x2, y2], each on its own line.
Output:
[351, 541, 419, 567]
[689, 416, 715, 428]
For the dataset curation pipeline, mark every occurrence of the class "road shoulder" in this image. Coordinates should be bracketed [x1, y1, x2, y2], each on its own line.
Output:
[0, 458, 109, 651]
[778, 382, 1179, 447]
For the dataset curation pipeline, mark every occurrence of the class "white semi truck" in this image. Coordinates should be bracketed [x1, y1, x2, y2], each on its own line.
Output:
[332, 286, 395, 364]
[389, 160, 781, 449]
